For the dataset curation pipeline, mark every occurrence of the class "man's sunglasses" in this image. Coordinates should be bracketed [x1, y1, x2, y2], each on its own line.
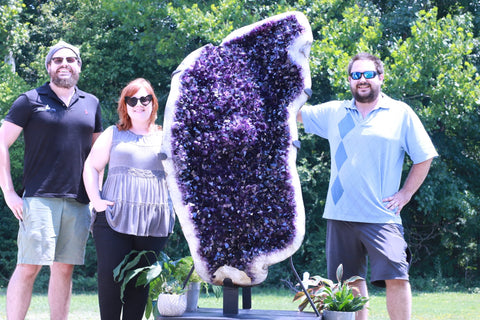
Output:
[51, 57, 78, 65]
[124, 95, 153, 107]
[350, 71, 378, 80]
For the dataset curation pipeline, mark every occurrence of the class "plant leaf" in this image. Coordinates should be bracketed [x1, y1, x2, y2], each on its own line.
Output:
[113, 250, 151, 282]
[344, 275, 364, 284]
[119, 268, 147, 302]
[293, 291, 306, 302]
[336, 264, 343, 283]
[145, 298, 153, 319]
[144, 262, 163, 284]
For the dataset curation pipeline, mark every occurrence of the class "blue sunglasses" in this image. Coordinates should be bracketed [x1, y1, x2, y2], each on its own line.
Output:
[350, 71, 378, 80]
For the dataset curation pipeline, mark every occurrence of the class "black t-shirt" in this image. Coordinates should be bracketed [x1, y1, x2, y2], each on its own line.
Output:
[6, 82, 103, 203]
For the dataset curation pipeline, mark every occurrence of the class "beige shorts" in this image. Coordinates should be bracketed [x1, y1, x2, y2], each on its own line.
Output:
[17, 197, 91, 265]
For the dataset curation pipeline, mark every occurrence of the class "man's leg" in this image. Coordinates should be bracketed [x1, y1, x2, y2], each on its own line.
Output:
[48, 262, 74, 320]
[350, 279, 369, 320]
[385, 279, 411, 320]
[326, 220, 369, 320]
[6, 264, 42, 320]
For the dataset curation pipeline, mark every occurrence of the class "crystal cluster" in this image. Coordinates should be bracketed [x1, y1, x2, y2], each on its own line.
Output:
[164, 12, 312, 285]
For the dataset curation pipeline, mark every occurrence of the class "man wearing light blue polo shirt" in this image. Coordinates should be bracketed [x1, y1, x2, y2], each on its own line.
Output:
[298, 52, 438, 320]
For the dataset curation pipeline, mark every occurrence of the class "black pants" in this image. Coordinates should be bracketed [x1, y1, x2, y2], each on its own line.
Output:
[92, 212, 169, 320]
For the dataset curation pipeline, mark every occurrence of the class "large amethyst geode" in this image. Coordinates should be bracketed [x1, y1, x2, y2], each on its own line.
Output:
[163, 11, 312, 286]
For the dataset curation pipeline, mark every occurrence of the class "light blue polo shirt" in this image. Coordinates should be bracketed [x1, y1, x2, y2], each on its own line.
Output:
[302, 94, 438, 224]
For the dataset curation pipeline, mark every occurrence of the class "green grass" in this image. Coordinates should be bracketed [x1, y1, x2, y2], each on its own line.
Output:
[0, 289, 479, 319]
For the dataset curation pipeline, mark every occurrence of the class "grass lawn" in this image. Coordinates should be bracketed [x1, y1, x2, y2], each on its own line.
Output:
[0, 289, 479, 319]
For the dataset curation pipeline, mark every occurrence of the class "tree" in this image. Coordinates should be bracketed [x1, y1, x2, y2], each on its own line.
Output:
[0, 0, 29, 113]
[387, 8, 480, 282]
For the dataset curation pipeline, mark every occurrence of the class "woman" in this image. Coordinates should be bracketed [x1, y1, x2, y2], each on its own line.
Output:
[83, 78, 175, 319]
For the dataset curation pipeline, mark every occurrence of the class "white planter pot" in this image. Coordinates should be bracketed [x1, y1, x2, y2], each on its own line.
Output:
[323, 310, 356, 320]
[156, 293, 187, 317]
[186, 282, 201, 312]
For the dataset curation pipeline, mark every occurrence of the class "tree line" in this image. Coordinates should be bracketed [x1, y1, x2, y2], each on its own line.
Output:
[0, 0, 479, 291]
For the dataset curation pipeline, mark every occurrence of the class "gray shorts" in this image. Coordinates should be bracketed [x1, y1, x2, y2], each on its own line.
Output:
[326, 220, 411, 288]
[18, 197, 91, 265]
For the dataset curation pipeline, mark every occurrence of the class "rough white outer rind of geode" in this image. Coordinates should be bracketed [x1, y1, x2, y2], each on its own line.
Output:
[163, 11, 312, 286]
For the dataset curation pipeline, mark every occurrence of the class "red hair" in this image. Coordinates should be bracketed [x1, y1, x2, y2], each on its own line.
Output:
[116, 78, 159, 131]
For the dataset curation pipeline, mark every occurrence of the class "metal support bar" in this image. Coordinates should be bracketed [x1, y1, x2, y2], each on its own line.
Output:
[181, 265, 195, 289]
[222, 278, 239, 315]
[289, 256, 321, 317]
[242, 286, 252, 309]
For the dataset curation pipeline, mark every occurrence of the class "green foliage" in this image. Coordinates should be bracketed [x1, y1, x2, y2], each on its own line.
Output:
[0, 63, 30, 115]
[0, 0, 30, 115]
[308, 1, 383, 102]
[0, 0, 28, 59]
[164, 220, 191, 258]
[113, 250, 191, 318]
[0, 129, 25, 289]
[174, 256, 203, 283]
[385, 7, 480, 282]
[0, 201, 18, 286]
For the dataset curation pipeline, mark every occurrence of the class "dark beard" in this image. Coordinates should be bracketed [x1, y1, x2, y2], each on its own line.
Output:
[353, 90, 375, 103]
[51, 73, 79, 88]
[352, 84, 379, 103]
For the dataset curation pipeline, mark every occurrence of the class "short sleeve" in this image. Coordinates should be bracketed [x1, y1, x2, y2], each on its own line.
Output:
[5, 94, 32, 128]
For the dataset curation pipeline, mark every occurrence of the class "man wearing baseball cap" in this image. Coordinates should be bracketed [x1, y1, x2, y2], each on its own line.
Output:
[0, 40, 103, 319]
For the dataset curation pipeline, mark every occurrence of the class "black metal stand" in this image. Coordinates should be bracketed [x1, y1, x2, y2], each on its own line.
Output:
[184, 257, 318, 317]
[222, 278, 252, 315]
[242, 286, 252, 309]
[289, 256, 320, 317]
[222, 278, 238, 315]
[182, 265, 196, 289]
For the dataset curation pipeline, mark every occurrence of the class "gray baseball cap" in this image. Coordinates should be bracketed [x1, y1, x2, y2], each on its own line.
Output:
[45, 41, 82, 71]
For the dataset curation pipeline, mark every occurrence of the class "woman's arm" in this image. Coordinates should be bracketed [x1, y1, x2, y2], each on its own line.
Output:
[83, 126, 115, 212]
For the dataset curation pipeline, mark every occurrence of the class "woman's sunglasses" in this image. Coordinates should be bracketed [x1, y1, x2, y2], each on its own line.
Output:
[124, 95, 153, 107]
[350, 71, 378, 80]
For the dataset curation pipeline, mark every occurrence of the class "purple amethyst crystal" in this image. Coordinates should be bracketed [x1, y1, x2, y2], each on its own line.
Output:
[163, 12, 312, 286]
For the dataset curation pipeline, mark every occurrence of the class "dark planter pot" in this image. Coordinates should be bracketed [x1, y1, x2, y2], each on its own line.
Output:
[186, 282, 201, 312]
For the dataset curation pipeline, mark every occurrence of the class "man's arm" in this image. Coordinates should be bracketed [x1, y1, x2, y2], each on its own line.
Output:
[0, 121, 24, 220]
[383, 158, 434, 214]
[297, 107, 303, 123]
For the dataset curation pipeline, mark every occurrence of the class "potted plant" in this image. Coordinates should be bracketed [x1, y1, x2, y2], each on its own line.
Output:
[154, 278, 188, 317]
[293, 264, 368, 320]
[113, 250, 188, 318]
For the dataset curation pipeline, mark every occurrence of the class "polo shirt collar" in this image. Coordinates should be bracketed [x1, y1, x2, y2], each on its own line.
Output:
[345, 93, 391, 111]
[39, 82, 84, 104]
